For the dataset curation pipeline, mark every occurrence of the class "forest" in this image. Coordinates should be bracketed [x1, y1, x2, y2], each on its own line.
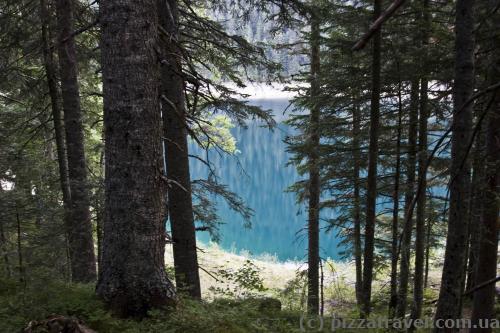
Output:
[0, 0, 499, 332]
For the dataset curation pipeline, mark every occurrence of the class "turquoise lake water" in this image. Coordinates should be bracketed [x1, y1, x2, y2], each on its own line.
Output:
[189, 98, 343, 261]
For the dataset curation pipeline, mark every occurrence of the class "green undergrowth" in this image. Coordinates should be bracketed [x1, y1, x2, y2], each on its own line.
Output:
[0, 277, 303, 333]
[2, 276, 496, 333]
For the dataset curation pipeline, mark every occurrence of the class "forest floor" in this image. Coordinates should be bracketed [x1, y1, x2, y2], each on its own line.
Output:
[2, 245, 494, 333]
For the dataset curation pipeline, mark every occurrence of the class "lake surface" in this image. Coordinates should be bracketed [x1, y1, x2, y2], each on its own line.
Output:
[189, 97, 343, 262]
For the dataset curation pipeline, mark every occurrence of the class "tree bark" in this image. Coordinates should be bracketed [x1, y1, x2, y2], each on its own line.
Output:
[159, 0, 201, 299]
[396, 78, 419, 318]
[97, 0, 176, 317]
[470, 6, 500, 330]
[361, 0, 382, 317]
[307, 10, 321, 315]
[55, 0, 96, 283]
[433, 0, 475, 329]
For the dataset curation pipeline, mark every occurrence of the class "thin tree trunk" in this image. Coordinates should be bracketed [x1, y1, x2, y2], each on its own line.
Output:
[307, 10, 321, 315]
[410, 74, 428, 324]
[96, 0, 176, 317]
[96, 150, 104, 277]
[158, 0, 201, 299]
[424, 216, 432, 288]
[433, 0, 475, 329]
[465, 113, 486, 294]
[0, 186, 11, 278]
[389, 78, 403, 317]
[470, 8, 500, 331]
[396, 78, 419, 318]
[411, 0, 430, 321]
[361, 0, 382, 317]
[55, 0, 96, 283]
[15, 204, 24, 283]
[352, 101, 363, 307]
[320, 258, 324, 316]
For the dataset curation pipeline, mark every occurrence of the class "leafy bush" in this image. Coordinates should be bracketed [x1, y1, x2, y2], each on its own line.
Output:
[209, 259, 267, 298]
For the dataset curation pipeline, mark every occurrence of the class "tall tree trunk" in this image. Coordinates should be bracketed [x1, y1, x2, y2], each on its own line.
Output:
[433, 0, 474, 329]
[352, 101, 363, 307]
[410, 0, 430, 322]
[159, 0, 201, 299]
[361, 0, 382, 317]
[307, 10, 321, 315]
[96, 0, 176, 317]
[55, 0, 96, 283]
[470, 8, 500, 331]
[40, 0, 73, 280]
[396, 78, 419, 318]
[389, 78, 403, 317]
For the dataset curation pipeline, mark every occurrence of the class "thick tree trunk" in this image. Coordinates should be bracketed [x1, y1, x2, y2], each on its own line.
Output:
[361, 0, 382, 317]
[389, 79, 403, 317]
[97, 0, 176, 317]
[307, 11, 321, 315]
[159, 0, 201, 299]
[55, 0, 96, 283]
[396, 78, 419, 318]
[352, 101, 363, 307]
[433, 0, 475, 329]
[470, 9, 500, 331]
[469, 100, 500, 333]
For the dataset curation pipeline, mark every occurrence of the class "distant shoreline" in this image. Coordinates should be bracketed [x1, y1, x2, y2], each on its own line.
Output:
[225, 82, 299, 100]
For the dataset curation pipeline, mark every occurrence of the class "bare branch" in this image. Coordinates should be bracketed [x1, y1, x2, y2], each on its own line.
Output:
[352, 0, 406, 51]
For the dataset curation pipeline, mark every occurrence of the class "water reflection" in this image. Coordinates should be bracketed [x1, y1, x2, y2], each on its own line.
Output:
[190, 98, 343, 261]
